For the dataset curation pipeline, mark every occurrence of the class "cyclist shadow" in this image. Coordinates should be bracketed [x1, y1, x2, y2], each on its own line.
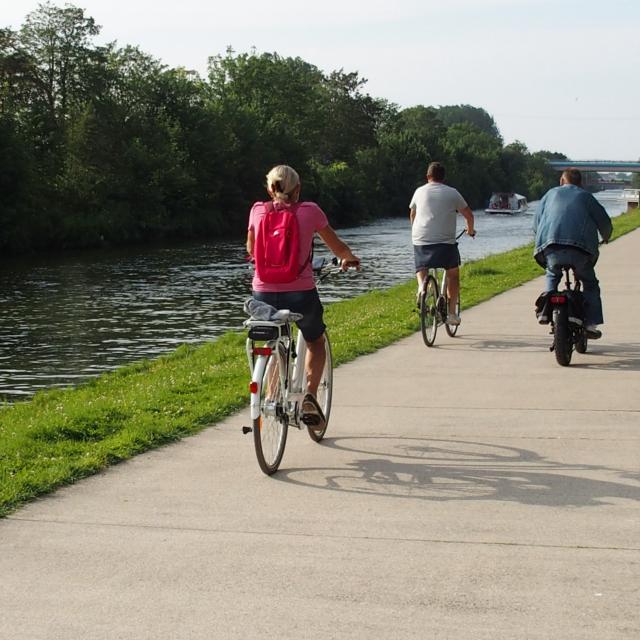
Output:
[463, 335, 552, 352]
[278, 436, 640, 507]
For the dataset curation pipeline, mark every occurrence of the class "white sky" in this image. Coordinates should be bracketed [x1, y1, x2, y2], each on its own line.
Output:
[5, 0, 640, 160]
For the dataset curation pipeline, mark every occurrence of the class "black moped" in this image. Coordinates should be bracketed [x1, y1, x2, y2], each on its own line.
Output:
[535, 265, 588, 366]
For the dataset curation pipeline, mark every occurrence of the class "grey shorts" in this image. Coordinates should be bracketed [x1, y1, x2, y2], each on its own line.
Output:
[251, 288, 326, 342]
[413, 243, 461, 272]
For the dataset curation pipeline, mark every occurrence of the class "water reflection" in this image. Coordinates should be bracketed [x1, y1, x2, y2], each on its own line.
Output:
[0, 193, 628, 399]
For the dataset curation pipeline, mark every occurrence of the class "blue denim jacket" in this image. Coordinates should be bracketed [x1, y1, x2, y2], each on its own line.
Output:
[533, 185, 612, 265]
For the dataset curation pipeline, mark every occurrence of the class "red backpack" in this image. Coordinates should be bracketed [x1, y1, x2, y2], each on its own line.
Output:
[254, 201, 304, 284]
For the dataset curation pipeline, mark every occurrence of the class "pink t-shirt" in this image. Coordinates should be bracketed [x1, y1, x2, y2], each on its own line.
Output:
[248, 201, 329, 292]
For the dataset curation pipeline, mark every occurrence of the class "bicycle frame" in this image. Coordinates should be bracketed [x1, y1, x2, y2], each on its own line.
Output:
[436, 268, 448, 324]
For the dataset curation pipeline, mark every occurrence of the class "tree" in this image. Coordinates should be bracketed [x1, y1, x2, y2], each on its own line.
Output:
[499, 141, 530, 195]
[436, 104, 502, 141]
[315, 70, 389, 164]
[12, 2, 102, 127]
[526, 150, 567, 199]
[207, 49, 325, 186]
[443, 123, 503, 207]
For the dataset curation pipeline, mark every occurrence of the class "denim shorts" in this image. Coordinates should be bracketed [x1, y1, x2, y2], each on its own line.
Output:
[413, 243, 461, 271]
[251, 288, 326, 342]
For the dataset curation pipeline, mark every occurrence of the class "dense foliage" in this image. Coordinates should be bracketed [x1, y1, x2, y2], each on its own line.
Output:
[1, 3, 565, 255]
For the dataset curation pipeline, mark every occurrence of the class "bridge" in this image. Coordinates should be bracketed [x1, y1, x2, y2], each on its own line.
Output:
[546, 161, 639, 202]
[547, 160, 640, 172]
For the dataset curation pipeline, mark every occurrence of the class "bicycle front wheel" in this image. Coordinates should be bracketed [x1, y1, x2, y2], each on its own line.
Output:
[420, 276, 438, 347]
[253, 353, 288, 474]
[307, 332, 333, 443]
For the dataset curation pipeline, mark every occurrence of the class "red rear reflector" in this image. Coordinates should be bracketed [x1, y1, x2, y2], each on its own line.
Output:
[249, 381, 258, 394]
[550, 295, 566, 304]
[253, 346, 272, 356]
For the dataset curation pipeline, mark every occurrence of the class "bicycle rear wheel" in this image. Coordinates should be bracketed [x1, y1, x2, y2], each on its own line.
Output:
[307, 332, 333, 442]
[420, 275, 438, 347]
[253, 353, 288, 474]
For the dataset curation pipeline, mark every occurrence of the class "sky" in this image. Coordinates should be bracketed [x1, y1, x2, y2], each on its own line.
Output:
[5, 0, 640, 160]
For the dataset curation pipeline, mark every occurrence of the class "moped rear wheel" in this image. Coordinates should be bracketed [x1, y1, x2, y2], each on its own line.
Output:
[553, 307, 573, 366]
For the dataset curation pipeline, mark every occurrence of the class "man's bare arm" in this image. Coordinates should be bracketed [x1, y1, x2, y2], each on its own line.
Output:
[459, 206, 475, 236]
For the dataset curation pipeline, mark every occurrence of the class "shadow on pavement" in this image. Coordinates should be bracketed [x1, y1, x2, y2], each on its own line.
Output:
[454, 337, 640, 371]
[568, 343, 640, 371]
[276, 436, 640, 507]
[468, 336, 550, 351]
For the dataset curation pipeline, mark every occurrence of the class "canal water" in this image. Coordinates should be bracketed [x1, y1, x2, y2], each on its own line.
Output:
[0, 192, 628, 400]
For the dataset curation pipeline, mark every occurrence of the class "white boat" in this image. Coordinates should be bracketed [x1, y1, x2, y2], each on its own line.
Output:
[623, 188, 639, 208]
[485, 192, 528, 215]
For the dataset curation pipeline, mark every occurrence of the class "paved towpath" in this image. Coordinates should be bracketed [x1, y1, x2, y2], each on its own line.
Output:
[2, 230, 640, 639]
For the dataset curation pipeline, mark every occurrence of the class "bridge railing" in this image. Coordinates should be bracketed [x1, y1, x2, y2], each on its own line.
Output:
[548, 160, 640, 173]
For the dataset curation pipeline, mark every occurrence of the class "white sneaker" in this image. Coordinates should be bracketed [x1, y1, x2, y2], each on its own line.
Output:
[446, 313, 461, 326]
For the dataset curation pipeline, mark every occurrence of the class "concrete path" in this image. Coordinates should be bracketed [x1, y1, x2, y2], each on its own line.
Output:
[2, 231, 639, 640]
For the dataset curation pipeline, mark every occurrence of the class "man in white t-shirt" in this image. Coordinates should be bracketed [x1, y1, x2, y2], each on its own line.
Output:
[409, 162, 475, 325]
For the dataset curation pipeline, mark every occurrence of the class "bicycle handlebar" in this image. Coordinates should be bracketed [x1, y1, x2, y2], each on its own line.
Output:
[313, 256, 361, 282]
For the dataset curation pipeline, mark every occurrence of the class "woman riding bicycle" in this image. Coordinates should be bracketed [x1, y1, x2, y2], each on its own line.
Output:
[246, 165, 360, 429]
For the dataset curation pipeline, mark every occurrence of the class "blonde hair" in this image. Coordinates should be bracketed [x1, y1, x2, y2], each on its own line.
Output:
[266, 165, 300, 203]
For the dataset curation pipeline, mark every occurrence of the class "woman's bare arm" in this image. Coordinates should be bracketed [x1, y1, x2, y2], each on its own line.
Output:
[317, 225, 360, 269]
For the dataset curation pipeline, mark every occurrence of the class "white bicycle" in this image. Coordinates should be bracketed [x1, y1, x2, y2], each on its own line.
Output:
[242, 258, 340, 475]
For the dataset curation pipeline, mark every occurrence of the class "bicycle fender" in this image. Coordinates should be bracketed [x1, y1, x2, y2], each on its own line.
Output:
[250, 355, 269, 420]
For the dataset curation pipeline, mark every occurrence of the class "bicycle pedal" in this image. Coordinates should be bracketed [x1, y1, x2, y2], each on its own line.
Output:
[242, 426, 252, 434]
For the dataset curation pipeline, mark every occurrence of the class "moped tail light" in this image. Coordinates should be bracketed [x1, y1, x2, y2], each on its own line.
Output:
[550, 295, 567, 304]
[252, 346, 272, 356]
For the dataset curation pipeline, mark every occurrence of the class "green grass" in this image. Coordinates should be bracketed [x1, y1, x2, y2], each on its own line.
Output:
[1, 208, 639, 516]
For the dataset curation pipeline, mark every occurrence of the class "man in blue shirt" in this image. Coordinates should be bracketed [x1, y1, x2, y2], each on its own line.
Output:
[533, 168, 612, 339]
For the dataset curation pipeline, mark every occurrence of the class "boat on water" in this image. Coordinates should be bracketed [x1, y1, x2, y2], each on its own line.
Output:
[623, 188, 639, 208]
[485, 192, 528, 215]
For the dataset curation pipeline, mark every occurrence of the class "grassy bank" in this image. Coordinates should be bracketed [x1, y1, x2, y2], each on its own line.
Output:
[1, 209, 639, 516]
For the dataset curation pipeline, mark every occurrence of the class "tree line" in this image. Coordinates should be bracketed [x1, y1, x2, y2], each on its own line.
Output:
[0, 3, 566, 256]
